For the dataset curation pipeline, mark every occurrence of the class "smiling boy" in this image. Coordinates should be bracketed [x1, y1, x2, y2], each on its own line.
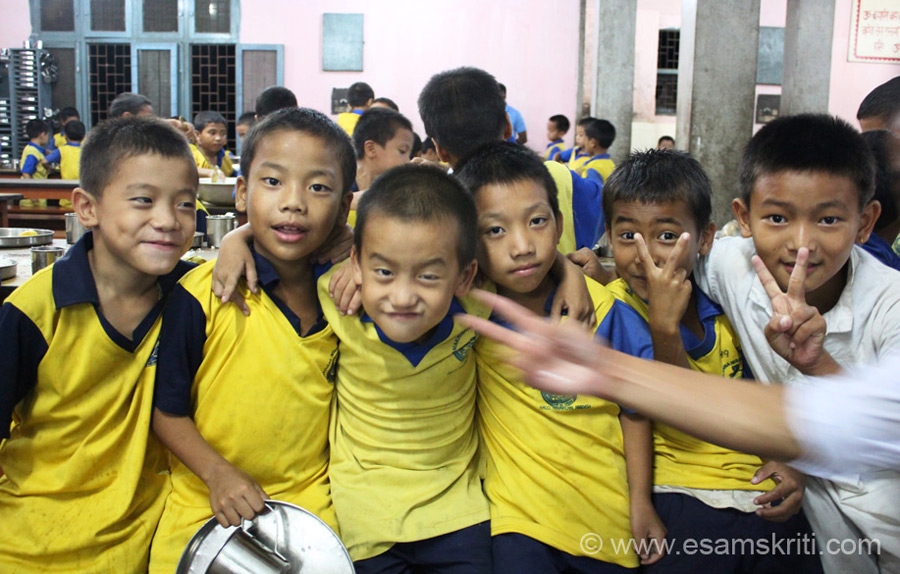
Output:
[148, 108, 354, 573]
[0, 117, 198, 573]
[695, 114, 900, 573]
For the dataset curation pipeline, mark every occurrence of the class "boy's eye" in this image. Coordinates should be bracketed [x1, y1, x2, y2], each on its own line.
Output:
[178, 200, 196, 209]
[659, 231, 678, 241]
[310, 183, 332, 192]
[619, 231, 635, 241]
[374, 268, 392, 278]
[530, 216, 549, 227]
[766, 214, 786, 224]
[820, 216, 839, 225]
[419, 273, 440, 281]
[262, 177, 280, 186]
[131, 196, 152, 205]
[485, 226, 504, 237]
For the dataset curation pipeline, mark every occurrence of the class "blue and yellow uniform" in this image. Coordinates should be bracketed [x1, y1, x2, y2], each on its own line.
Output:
[545, 160, 603, 254]
[544, 139, 565, 161]
[189, 144, 236, 176]
[583, 153, 616, 184]
[45, 142, 81, 180]
[557, 147, 591, 176]
[149, 251, 338, 573]
[320, 263, 491, 563]
[863, 233, 900, 272]
[477, 278, 651, 569]
[20, 142, 49, 180]
[337, 109, 365, 136]
[0, 233, 192, 573]
[53, 131, 67, 150]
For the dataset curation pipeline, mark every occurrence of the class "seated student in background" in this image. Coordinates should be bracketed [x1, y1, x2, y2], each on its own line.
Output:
[147, 108, 353, 573]
[190, 110, 236, 178]
[235, 111, 255, 155]
[326, 165, 489, 572]
[370, 96, 400, 111]
[350, 107, 415, 204]
[499, 83, 527, 145]
[255, 85, 298, 119]
[545, 114, 569, 161]
[419, 136, 441, 163]
[694, 114, 900, 574]
[581, 118, 617, 184]
[338, 81, 375, 136]
[0, 117, 198, 573]
[657, 135, 675, 150]
[857, 76, 900, 135]
[456, 142, 663, 572]
[19, 119, 50, 207]
[603, 148, 822, 574]
[859, 130, 900, 271]
[556, 116, 595, 176]
[44, 119, 85, 208]
[49, 106, 81, 151]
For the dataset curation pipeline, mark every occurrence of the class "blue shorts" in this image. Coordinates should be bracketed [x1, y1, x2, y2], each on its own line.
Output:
[645, 492, 824, 574]
[354, 521, 491, 574]
[492, 533, 636, 574]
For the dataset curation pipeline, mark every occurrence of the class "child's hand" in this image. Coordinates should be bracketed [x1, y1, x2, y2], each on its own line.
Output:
[751, 461, 805, 522]
[314, 223, 354, 265]
[211, 227, 258, 316]
[635, 233, 692, 333]
[328, 263, 362, 315]
[206, 461, 268, 527]
[751, 248, 835, 375]
[630, 501, 668, 565]
[551, 253, 597, 329]
[566, 247, 616, 285]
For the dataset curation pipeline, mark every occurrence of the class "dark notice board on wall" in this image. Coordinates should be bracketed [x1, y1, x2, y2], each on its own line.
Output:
[323, 13, 364, 71]
[757, 26, 784, 85]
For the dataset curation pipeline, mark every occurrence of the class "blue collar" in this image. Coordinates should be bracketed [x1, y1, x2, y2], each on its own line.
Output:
[353, 109, 365, 115]
[250, 245, 330, 336]
[490, 282, 562, 328]
[680, 284, 724, 360]
[361, 297, 466, 367]
[26, 142, 46, 153]
[574, 149, 590, 159]
[216, 147, 228, 166]
[66, 142, 81, 148]
[52, 232, 194, 351]
[588, 153, 611, 162]
[546, 139, 564, 149]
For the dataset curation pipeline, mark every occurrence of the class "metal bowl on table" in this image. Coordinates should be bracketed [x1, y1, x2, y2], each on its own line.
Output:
[198, 177, 238, 207]
[0, 258, 16, 280]
[0, 228, 54, 247]
[192, 231, 205, 249]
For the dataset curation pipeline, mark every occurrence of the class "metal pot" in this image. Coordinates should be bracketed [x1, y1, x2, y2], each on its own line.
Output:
[65, 213, 87, 244]
[0, 258, 16, 280]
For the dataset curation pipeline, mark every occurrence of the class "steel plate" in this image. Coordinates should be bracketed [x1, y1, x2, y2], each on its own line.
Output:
[0, 258, 16, 280]
[0, 228, 54, 247]
[176, 500, 355, 574]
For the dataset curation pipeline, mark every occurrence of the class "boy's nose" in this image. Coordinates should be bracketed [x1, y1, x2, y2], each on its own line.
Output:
[279, 185, 307, 212]
[390, 281, 418, 308]
[509, 230, 535, 258]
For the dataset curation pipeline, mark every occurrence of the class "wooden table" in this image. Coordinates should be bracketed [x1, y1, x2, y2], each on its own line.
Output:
[0, 178, 79, 201]
[0, 240, 219, 301]
[0, 193, 23, 227]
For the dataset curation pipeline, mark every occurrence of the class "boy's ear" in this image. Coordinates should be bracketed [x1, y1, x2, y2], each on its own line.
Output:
[856, 199, 882, 244]
[605, 225, 614, 255]
[731, 198, 753, 238]
[72, 187, 99, 229]
[697, 221, 717, 256]
[350, 245, 363, 286]
[555, 211, 564, 244]
[364, 139, 380, 159]
[503, 114, 513, 141]
[337, 191, 353, 226]
[235, 176, 248, 212]
[434, 141, 453, 165]
[455, 260, 479, 297]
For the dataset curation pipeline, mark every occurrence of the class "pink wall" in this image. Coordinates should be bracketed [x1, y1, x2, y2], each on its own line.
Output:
[0, 0, 31, 48]
[829, 0, 900, 127]
[239, 0, 581, 152]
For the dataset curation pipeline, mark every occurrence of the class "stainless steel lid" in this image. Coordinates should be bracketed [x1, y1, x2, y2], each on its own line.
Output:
[176, 500, 355, 574]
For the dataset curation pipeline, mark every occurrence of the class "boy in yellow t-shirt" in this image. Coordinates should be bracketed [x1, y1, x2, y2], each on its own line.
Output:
[581, 118, 617, 184]
[337, 81, 374, 136]
[602, 149, 822, 573]
[148, 108, 354, 573]
[44, 119, 85, 208]
[456, 141, 661, 572]
[19, 119, 51, 207]
[0, 116, 198, 573]
[189, 110, 236, 178]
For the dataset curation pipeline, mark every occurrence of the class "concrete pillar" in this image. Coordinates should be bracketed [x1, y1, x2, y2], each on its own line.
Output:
[782, 0, 835, 115]
[592, 0, 637, 165]
[677, 0, 761, 225]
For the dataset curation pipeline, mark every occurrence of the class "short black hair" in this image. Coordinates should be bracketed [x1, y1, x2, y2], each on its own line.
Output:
[59, 107, 80, 122]
[862, 130, 899, 230]
[372, 97, 399, 111]
[80, 116, 196, 199]
[355, 164, 477, 269]
[254, 86, 297, 118]
[418, 67, 508, 162]
[577, 116, 597, 127]
[498, 83, 507, 97]
[584, 119, 616, 149]
[109, 92, 153, 118]
[237, 111, 256, 127]
[455, 141, 559, 217]
[240, 107, 356, 194]
[347, 82, 375, 108]
[193, 111, 227, 133]
[857, 76, 900, 125]
[658, 135, 675, 145]
[549, 115, 570, 134]
[352, 108, 414, 159]
[410, 132, 422, 159]
[25, 119, 48, 140]
[64, 120, 86, 142]
[739, 114, 876, 208]
[602, 148, 712, 232]
[420, 136, 436, 153]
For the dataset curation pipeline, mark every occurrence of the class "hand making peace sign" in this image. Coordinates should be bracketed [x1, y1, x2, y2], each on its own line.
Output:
[634, 232, 693, 333]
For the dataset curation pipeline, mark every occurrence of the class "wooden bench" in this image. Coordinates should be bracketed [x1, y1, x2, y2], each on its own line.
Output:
[7, 206, 72, 238]
[0, 180, 78, 238]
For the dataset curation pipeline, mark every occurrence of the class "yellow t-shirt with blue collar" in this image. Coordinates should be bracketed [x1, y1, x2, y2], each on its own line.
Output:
[545, 139, 566, 161]
[45, 142, 81, 180]
[19, 142, 48, 179]
[189, 144, 236, 176]
[0, 232, 192, 573]
[558, 147, 591, 176]
[149, 252, 338, 574]
[320, 263, 491, 561]
[337, 110, 364, 136]
[606, 278, 775, 492]
[476, 278, 651, 567]
[582, 153, 616, 184]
